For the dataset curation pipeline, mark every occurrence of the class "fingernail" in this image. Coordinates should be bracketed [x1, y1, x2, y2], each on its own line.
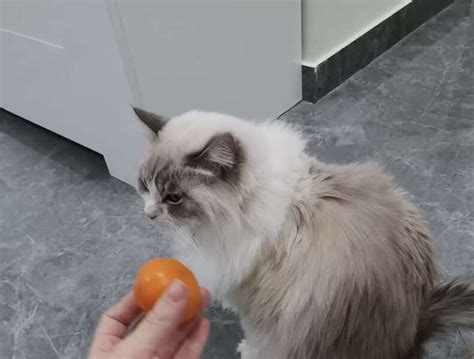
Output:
[166, 281, 186, 303]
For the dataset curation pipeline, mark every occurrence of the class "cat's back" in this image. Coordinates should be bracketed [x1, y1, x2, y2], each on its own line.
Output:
[238, 160, 437, 358]
[301, 161, 432, 244]
[301, 160, 435, 291]
[305, 161, 401, 206]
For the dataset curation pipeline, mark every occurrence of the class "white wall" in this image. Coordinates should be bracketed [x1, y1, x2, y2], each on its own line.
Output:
[302, 0, 411, 66]
[114, 0, 301, 120]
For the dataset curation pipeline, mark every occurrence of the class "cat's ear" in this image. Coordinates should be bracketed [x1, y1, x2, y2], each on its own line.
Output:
[188, 133, 243, 181]
[133, 107, 168, 136]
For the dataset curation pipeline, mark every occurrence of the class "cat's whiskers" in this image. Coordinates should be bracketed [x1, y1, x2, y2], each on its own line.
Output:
[161, 220, 202, 255]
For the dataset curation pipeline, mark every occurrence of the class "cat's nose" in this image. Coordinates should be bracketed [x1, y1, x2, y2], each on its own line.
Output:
[144, 206, 158, 220]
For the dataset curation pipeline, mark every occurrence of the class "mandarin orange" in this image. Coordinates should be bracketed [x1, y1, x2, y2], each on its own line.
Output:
[134, 258, 201, 323]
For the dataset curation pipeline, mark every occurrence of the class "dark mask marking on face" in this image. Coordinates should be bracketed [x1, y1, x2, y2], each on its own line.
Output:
[137, 175, 148, 193]
[185, 132, 244, 186]
[141, 164, 206, 221]
[166, 193, 204, 220]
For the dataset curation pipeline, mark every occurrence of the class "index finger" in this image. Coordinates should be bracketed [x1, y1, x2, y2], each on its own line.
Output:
[95, 291, 143, 338]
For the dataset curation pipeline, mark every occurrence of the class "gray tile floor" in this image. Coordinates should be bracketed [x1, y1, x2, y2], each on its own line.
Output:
[1, 1, 473, 358]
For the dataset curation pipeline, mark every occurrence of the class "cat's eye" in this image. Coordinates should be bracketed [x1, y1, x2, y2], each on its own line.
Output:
[164, 193, 183, 204]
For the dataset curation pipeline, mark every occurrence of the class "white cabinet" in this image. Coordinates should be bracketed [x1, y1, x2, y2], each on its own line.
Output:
[0, 0, 144, 184]
[1, 0, 302, 185]
[114, 0, 302, 119]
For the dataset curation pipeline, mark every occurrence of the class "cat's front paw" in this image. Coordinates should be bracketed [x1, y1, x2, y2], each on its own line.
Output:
[238, 338, 282, 359]
[238, 339, 258, 359]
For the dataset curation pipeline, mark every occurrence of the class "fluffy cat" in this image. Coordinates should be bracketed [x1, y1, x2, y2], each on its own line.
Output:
[133, 107, 474, 359]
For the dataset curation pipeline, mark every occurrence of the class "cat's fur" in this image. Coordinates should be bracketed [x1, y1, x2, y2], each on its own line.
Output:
[133, 108, 474, 359]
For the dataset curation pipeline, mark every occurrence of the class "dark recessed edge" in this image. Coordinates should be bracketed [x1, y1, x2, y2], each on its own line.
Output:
[302, 0, 455, 103]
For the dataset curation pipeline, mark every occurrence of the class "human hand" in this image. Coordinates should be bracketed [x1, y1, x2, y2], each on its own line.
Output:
[88, 281, 211, 359]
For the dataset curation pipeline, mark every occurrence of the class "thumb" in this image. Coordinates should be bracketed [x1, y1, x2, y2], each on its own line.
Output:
[125, 281, 188, 357]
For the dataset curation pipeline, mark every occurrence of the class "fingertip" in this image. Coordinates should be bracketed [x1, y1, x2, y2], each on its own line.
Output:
[151, 280, 188, 314]
[167, 280, 188, 303]
[200, 287, 211, 308]
[202, 317, 210, 332]
[195, 317, 211, 342]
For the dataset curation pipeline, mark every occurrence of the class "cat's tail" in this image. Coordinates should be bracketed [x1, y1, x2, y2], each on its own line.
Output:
[417, 280, 474, 344]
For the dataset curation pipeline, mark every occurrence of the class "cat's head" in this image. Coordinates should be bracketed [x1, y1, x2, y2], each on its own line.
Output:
[134, 107, 245, 231]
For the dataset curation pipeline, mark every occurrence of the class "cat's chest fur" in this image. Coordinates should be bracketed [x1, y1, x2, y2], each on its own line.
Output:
[171, 228, 264, 310]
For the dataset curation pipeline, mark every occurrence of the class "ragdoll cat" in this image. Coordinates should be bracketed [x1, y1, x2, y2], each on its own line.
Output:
[133, 107, 474, 359]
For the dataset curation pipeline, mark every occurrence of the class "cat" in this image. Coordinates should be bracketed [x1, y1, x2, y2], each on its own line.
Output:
[133, 107, 474, 359]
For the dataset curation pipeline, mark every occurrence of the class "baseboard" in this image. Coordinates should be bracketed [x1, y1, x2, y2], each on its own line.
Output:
[302, 0, 455, 103]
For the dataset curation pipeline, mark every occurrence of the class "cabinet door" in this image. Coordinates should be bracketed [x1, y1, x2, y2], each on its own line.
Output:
[1, 0, 144, 185]
[116, 0, 302, 120]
